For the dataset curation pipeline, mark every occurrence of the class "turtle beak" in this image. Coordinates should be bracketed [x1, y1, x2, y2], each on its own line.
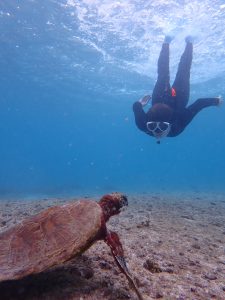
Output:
[119, 195, 128, 208]
[117, 194, 128, 214]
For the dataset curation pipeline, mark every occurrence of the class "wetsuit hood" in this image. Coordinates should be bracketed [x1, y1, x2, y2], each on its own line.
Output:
[147, 103, 173, 122]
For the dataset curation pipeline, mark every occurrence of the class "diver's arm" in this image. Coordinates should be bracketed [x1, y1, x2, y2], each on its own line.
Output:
[179, 97, 220, 129]
[187, 98, 220, 115]
[133, 102, 148, 132]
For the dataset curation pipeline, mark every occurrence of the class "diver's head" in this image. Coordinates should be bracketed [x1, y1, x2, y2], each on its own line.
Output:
[146, 103, 173, 141]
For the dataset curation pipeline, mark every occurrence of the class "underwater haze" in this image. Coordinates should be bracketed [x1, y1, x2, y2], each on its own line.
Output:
[0, 0, 225, 198]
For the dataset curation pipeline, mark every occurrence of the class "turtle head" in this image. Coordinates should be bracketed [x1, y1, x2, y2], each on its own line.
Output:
[99, 192, 128, 222]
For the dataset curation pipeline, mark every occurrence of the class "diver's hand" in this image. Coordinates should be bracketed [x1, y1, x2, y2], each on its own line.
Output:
[216, 95, 223, 106]
[138, 95, 151, 106]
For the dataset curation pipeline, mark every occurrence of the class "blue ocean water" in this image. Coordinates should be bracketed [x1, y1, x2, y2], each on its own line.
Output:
[0, 0, 225, 198]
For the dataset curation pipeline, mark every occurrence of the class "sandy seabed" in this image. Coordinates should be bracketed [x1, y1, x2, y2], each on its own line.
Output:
[0, 192, 224, 300]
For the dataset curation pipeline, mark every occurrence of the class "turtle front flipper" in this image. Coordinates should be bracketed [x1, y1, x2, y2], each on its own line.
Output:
[105, 230, 144, 300]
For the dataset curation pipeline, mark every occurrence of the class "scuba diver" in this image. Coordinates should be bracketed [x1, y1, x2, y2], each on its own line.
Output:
[133, 35, 223, 144]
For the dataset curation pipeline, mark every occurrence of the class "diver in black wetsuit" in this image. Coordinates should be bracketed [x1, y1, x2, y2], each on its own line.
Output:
[133, 36, 223, 143]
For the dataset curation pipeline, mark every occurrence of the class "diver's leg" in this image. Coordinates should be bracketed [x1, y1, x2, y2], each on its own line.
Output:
[152, 41, 171, 105]
[172, 41, 193, 109]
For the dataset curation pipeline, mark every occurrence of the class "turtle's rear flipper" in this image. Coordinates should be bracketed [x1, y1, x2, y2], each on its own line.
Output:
[105, 230, 144, 300]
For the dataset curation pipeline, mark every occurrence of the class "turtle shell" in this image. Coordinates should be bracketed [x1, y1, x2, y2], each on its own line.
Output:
[0, 200, 103, 282]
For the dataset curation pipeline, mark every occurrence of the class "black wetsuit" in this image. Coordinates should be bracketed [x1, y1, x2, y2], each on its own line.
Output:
[133, 42, 219, 137]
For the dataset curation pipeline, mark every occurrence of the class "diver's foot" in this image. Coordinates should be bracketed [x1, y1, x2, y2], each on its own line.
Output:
[164, 35, 174, 44]
[216, 95, 223, 106]
[185, 35, 193, 43]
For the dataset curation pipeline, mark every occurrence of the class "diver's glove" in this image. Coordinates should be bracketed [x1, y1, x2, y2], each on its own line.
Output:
[216, 95, 223, 106]
[138, 95, 151, 106]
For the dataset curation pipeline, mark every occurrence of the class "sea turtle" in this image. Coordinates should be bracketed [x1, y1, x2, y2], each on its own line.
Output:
[0, 192, 143, 300]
